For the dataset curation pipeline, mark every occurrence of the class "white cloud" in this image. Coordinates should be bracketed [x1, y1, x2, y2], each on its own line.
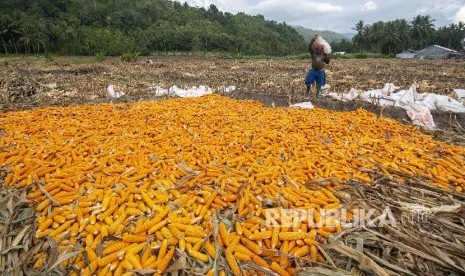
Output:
[361, 1, 378, 12]
[432, 0, 463, 13]
[177, 0, 464, 33]
[454, 5, 465, 23]
[180, 0, 249, 14]
[249, 0, 342, 15]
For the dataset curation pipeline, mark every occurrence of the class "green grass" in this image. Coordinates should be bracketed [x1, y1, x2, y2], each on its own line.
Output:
[332, 52, 395, 59]
[0, 51, 396, 64]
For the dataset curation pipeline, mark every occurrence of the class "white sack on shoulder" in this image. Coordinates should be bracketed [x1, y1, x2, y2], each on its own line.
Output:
[314, 36, 332, 54]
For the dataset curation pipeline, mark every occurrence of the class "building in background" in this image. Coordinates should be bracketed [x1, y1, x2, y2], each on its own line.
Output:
[415, 45, 461, 59]
[396, 49, 417, 59]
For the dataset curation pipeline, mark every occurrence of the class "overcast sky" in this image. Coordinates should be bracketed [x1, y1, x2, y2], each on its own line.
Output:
[178, 0, 465, 33]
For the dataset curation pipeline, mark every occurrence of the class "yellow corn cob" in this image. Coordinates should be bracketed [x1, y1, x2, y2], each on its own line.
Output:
[219, 222, 230, 246]
[278, 232, 307, 241]
[148, 220, 168, 234]
[101, 192, 112, 211]
[158, 240, 168, 260]
[85, 247, 98, 262]
[137, 207, 169, 234]
[185, 227, 206, 238]
[97, 251, 124, 267]
[235, 222, 243, 236]
[225, 250, 241, 276]
[85, 224, 99, 235]
[251, 254, 270, 270]
[293, 245, 309, 257]
[168, 224, 185, 239]
[188, 249, 209, 262]
[38, 218, 54, 231]
[33, 257, 45, 269]
[49, 220, 73, 238]
[36, 198, 51, 212]
[310, 245, 317, 262]
[122, 233, 146, 243]
[249, 230, 272, 240]
[156, 247, 175, 273]
[85, 232, 94, 247]
[270, 261, 291, 276]
[204, 240, 216, 259]
[141, 192, 155, 209]
[125, 253, 142, 269]
[126, 243, 145, 255]
[240, 238, 262, 255]
[103, 242, 127, 255]
[53, 215, 66, 224]
[233, 251, 251, 262]
[179, 237, 186, 251]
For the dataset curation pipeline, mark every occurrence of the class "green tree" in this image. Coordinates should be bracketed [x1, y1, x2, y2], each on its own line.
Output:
[434, 22, 465, 50]
[410, 15, 435, 49]
[352, 20, 365, 52]
[381, 22, 401, 54]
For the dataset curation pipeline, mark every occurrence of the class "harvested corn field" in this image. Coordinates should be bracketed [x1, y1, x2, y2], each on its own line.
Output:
[1, 94, 465, 275]
[1, 57, 465, 111]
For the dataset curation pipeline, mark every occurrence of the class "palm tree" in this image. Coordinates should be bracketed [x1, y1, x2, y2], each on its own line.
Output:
[395, 19, 411, 50]
[0, 27, 9, 54]
[351, 20, 365, 52]
[365, 21, 385, 52]
[410, 15, 435, 49]
[382, 22, 401, 54]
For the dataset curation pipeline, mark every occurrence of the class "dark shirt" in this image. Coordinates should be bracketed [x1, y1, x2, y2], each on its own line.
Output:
[308, 41, 330, 70]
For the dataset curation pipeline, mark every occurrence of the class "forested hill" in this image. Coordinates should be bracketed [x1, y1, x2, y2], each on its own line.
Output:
[293, 26, 349, 43]
[0, 0, 307, 56]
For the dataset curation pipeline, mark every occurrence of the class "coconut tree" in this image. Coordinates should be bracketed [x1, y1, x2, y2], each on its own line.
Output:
[395, 19, 412, 50]
[351, 20, 365, 52]
[365, 21, 385, 52]
[410, 15, 435, 49]
[381, 22, 401, 54]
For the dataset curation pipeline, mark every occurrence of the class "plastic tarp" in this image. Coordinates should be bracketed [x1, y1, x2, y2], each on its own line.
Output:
[326, 83, 465, 129]
[170, 85, 213, 98]
[417, 93, 465, 112]
[405, 103, 436, 129]
[394, 86, 420, 107]
[328, 88, 359, 102]
[290, 102, 314, 110]
[107, 85, 125, 99]
[149, 85, 236, 98]
[455, 89, 465, 102]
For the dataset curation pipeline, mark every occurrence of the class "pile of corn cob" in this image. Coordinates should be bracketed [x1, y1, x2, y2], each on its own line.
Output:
[1, 95, 464, 275]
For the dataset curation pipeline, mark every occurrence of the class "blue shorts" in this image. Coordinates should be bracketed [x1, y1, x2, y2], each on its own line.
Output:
[305, 68, 325, 87]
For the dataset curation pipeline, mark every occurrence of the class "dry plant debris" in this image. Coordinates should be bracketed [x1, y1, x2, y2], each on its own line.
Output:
[0, 95, 464, 275]
[1, 57, 465, 111]
[301, 175, 465, 276]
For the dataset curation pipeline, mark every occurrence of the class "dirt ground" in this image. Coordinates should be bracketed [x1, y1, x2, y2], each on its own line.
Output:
[1, 55, 465, 135]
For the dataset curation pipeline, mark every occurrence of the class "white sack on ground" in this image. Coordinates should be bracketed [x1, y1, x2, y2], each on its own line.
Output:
[405, 103, 436, 129]
[107, 85, 125, 99]
[394, 85, 420, 107]
[417, 93, 465, 112]
[454, 89, 465, 102]
[149, 86, 170, 96]
[170, 85, 213, 98]
[328, 88, 359, 102]
[150, 85, 234, 97]
[324, 83, 465, 130]
[290, 102, 314, 109]
[221, 86, 236, 93]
